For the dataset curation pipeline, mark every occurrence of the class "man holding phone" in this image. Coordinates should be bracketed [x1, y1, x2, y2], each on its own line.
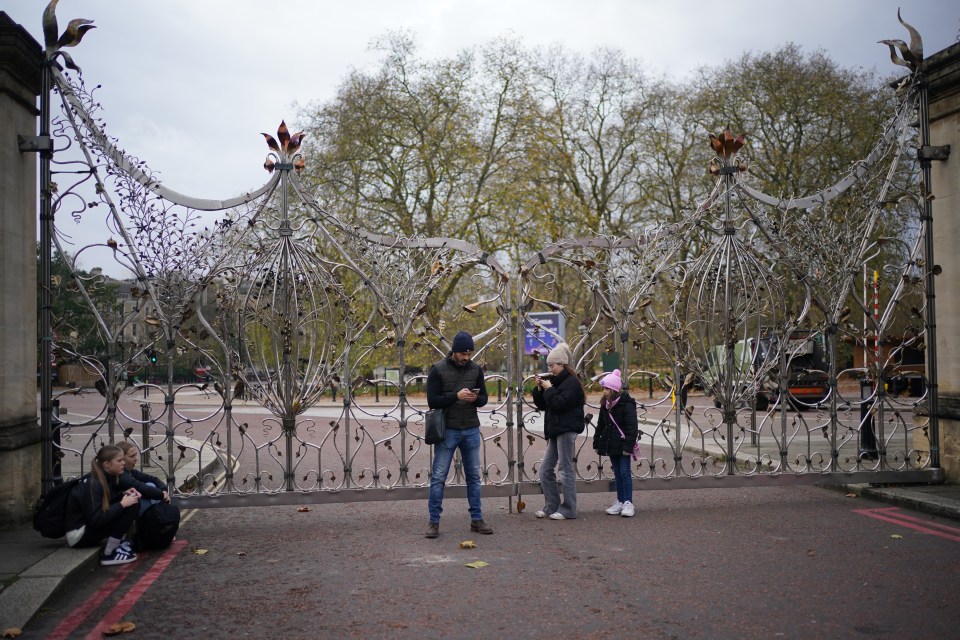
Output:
[424, 330, 491, 538]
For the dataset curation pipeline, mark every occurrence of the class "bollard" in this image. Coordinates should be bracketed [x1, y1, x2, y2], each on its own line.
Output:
[375, 382, 380, 403]
[497, 379, 502, 402]
[858, 379, 878, 460]
[648, 377, 653, 399]
[141, 402, 152, 465]
[52, 398, 62, 481]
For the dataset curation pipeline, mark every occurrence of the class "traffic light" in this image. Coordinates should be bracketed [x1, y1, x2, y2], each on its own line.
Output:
[148, 349, 157, 364]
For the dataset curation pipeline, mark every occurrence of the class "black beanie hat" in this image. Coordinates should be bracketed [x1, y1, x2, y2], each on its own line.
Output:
[451, 331, 475, 353]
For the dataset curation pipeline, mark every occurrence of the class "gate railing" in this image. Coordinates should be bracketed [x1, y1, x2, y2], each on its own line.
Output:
[35, 2, 942, 508]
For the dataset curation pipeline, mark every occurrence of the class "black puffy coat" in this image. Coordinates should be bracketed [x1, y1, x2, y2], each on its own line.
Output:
[532, 368, 586, 439]
[593, 392, 639, 457]
[65, 475, 125, 534]
[117, 470, 166, 499]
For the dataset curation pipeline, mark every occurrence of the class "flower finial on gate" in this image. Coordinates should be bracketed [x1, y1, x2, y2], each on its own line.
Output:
[878, 9, 923, 71]
[708, 130, 747, 175]
[261, 121, 307, 173]
[42, 0, 96, 71]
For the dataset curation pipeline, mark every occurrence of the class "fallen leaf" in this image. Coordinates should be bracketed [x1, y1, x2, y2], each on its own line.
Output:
[193, 548, 209, 555]
[806, 549, 815, 557]
[845, 493, 857, 498]
[2, 628, 22, 638]
[465, 561, 489, 569]
[517, 499, 526, 512]
[891, 534, 903, 539]
[459, 540, 477, 549]
[103, 621, 136, 635]
[297, 506, 311, 512]
[236, 551, 246, 556]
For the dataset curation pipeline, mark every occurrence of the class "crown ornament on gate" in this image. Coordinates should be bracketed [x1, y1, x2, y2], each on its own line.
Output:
[261, 121, 307, 173]
[708, 130, 747, 176]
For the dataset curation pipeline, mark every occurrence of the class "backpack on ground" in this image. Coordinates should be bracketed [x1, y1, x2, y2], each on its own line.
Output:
[136, 502, 180, 550]
[33, 476, 83, 539]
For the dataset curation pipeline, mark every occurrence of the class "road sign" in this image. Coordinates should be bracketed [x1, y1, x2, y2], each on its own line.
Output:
[523, 312, 565, 355]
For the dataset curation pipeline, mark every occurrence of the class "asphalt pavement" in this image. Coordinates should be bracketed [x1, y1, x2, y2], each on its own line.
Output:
[4, 389, 958, 633]
[2, 476, 959, 633]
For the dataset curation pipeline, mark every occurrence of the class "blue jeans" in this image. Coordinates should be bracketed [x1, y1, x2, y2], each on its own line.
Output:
[139, 482, 161, 515]
[610, 454, 633, 503]
[540, 431, 578, 518]
[428, 427, 483, 523]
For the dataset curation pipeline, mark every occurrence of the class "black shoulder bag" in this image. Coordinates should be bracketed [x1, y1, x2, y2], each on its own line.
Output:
[424, 408, 446, 445]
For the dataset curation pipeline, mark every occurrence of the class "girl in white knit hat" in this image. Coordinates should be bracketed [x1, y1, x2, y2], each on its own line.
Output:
[592, 369, 638, 516]
[531, 342, 585, 520]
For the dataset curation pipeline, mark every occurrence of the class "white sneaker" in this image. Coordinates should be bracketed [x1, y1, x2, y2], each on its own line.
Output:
[605, 501, 623, 515]
[535, 510, 546, 519]
[548, 512, 566, 520]
[620, 501, 635, 517]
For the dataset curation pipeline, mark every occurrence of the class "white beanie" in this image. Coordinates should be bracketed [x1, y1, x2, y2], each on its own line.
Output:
[546, 342, 572, 366]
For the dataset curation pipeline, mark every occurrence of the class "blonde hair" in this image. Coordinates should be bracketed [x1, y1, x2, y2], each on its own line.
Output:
[91, 445, 122, 512]
[116, 441, 136, 456]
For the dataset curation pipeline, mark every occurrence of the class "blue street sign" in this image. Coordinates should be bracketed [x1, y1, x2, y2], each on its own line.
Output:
[523, 311, 565, 355]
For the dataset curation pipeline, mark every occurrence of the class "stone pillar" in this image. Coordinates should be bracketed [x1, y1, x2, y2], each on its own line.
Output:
[0, 13, 42, 528]
[927, 43, 960, 482]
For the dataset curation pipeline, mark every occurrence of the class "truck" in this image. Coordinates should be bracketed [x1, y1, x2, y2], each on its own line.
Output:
[702, 331, 830, 411]
[753, 331, 830, 410]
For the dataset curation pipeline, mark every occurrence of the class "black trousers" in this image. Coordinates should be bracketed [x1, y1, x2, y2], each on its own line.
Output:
[74, 505, 138, 548]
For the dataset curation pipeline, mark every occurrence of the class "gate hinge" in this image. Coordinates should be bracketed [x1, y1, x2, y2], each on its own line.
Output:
[18, 135, 53, 153]
[918, 145, 950, 162]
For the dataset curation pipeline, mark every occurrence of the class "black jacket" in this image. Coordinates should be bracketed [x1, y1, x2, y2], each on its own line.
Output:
[65, 474, 126, 533]
[117, 470, 166, 498]
[532, 368, 585, 439]
[426, 356, 487, 429]
[593, 393, 639, 457]
[65, 472, 165, 533]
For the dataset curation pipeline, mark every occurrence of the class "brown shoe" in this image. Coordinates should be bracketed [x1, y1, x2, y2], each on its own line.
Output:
[470, 519, 493, 535]
[425, 522, 439, 538]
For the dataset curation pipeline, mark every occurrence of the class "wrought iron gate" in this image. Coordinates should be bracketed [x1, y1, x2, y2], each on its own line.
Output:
[35, 3, 942, 509]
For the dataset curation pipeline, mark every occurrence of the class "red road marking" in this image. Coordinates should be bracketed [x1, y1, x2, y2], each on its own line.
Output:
[45, 561, 138, 640]
[84, 540, 188, 639]
[854, 507, 960, 542]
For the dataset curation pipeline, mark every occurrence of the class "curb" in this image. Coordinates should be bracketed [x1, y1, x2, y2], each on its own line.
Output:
[826, 483, 960, 522]
[0, 437, 230, 631]
[1, 545, 100, 630]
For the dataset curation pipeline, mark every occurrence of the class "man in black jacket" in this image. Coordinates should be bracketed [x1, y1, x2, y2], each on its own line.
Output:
[424, 331, 492, 538]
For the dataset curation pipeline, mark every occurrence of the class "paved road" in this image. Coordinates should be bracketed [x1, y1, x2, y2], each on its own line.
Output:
[25, 485, 960, 639]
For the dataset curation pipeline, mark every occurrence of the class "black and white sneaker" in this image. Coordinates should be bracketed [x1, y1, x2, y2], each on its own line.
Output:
[100, 540, 138, 566]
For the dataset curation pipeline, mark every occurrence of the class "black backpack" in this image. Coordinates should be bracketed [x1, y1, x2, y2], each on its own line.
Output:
[136, 502, 180, 550]
[33, 476, 83, 539]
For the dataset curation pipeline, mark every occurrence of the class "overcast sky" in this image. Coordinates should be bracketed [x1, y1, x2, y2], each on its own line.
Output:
[3, 0, 957, 272]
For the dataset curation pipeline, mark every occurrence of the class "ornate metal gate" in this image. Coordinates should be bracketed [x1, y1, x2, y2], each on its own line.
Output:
[35, 2, 942, 509]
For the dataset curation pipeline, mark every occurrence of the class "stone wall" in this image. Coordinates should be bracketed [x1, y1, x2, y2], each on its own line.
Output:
[927, 43, 960, 482]
[0, 13, 41, 528]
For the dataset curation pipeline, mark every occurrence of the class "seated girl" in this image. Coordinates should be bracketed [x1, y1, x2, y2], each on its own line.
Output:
[64, 444, 163, 565]
[116, 441, 171, 513]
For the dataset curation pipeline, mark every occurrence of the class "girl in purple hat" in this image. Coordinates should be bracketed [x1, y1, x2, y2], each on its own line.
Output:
[592, 369, 638, 517]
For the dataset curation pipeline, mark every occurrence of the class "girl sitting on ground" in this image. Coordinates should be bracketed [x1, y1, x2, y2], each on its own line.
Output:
[116, 441, 171, 512]
[64, 444, 162, 565]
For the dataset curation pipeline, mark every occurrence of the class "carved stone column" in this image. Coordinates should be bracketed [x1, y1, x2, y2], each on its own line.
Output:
[0, 12, 42, 528]
[927, 43, 960, 482]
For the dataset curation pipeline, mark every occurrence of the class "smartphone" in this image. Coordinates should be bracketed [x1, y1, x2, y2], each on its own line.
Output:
[471, 388, 481, 393]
